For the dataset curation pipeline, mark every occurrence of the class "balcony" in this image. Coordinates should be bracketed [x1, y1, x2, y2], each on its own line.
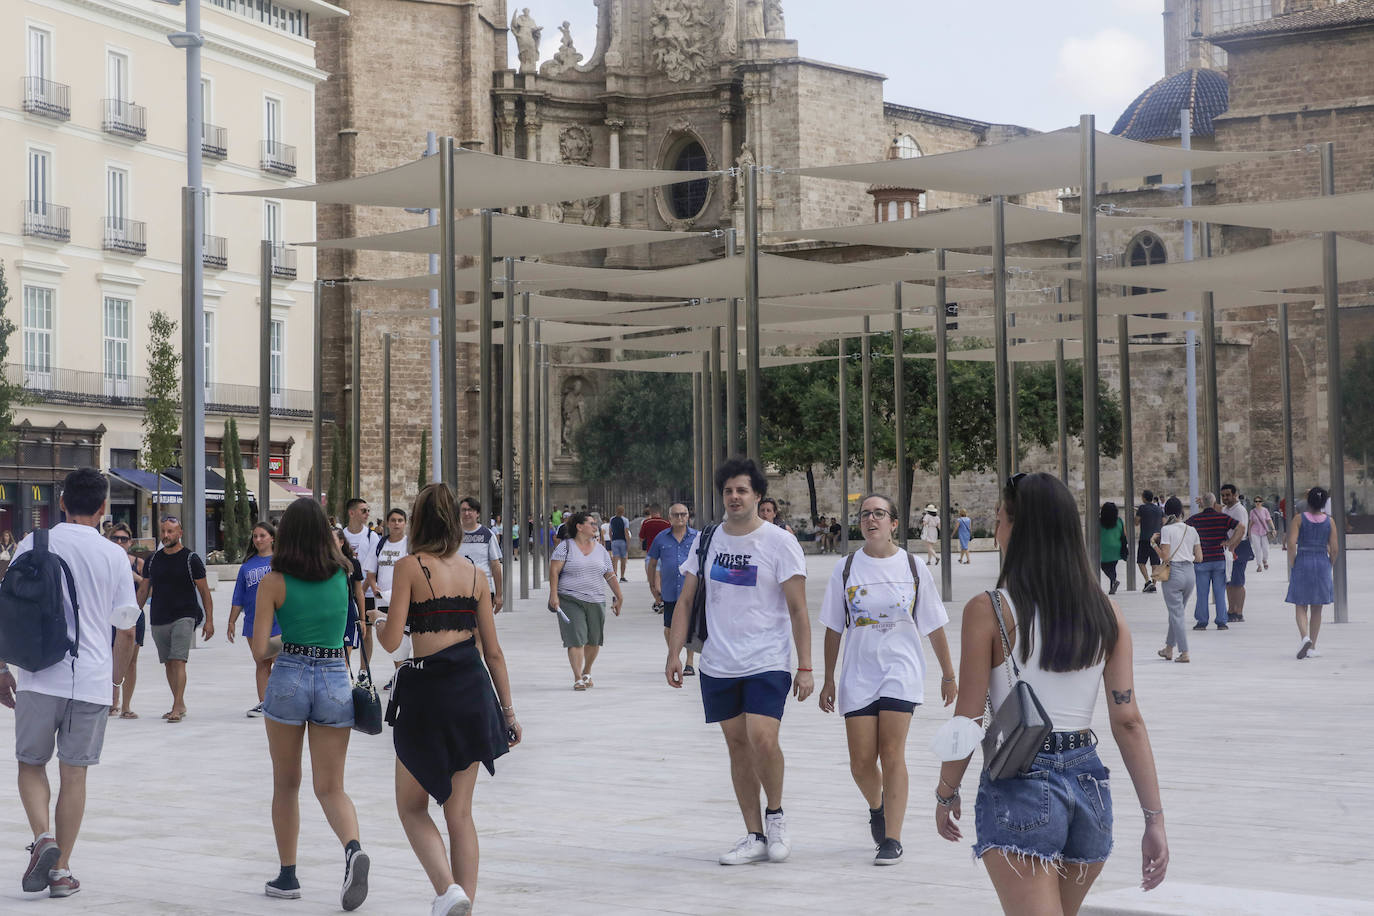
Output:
[22, 77, 70, 120]
[101, 98, 147, 140]
[203, 234, 228, 270]
[103, 217, 147, 256]
[22, 201, 70, 242]
[202, 122, 228, 160]
[260, 139, 296, 176]
[4, 363, 318, 420]
[269, 243, 296, 280]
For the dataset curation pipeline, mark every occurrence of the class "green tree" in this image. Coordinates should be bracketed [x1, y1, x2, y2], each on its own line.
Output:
[1342, 340, 1374, 468]
[221, 418, 243, 560]
[572, 371, 693, 492]
[232, 446, 251, 549]
[418, 428, 428, 491]
[141, 311, 181, 512]
[0, 262, 28, 459]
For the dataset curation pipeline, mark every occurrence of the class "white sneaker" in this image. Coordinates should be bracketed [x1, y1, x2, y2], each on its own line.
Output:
[431, 883, 472, 916]
[1307, 647, 1321, 658]
[1297, 637, 1312, 659]
[764, 811, 791, 862]
[718, 834, 768, 866]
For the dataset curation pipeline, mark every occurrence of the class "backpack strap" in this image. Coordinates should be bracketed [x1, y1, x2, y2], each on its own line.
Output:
[690, 524, 717, 645]
[840, 551, 856, 628]
[375, 535, 387, 557]
[36, 530, 82, 660]
[906, 550, 920, 622]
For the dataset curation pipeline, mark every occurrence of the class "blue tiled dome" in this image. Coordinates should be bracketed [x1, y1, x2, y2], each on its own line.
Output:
[1112, 69, 1229, 141]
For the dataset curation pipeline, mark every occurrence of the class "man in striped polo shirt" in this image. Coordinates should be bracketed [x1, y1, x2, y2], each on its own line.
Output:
[1187, 493, 1242, 630]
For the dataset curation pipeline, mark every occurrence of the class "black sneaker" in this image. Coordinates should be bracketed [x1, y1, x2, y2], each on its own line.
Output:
[868, 804, 885, 847]
[341, 847, 369, 911]
[265, 873, 301, 899]
[874, 838, 903, 865]
[1142, 583, 1157, 593]
[1192, 623, 1208, 630]
[1108, 581, 1119, 595]
[1215, 623, 1229, 630]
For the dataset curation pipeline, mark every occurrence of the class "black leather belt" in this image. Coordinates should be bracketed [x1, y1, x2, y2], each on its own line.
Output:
[1042, 729, 1096, 753]
[282, 643, 344, 659]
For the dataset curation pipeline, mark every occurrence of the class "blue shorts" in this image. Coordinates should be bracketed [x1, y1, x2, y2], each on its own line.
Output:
[262, 654, 354, 728]
[843, 696, 917, 718]
[1228, 555, 1247, 587]
[973, 746, 1113, 867]
[610, 539, 628, 558]
[661, 598, 678, 628]
[700, 670, 791, 723]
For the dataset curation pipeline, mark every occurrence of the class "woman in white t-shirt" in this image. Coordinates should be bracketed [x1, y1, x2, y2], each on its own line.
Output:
[819, 494, 956, 866]
[1151, 497, 1202, 664]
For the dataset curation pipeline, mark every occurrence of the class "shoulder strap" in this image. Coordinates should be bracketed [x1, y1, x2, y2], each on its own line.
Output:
[36, 530, 82, 658]
[906, 551, 920, 621]
[695, 524, 717, 584]
[986, 589, 1020, 687]
[841, 550, 856, 628]
[415, 555, 438, 599]
[375, 535, 387, 557]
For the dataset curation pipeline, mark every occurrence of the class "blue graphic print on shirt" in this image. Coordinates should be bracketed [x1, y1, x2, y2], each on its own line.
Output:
[710, 552, 758, 587]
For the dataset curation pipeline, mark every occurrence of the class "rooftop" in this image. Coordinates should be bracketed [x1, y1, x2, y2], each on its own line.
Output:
[1112, 68, 1230, 142]
[1210, 0, 1374, 44]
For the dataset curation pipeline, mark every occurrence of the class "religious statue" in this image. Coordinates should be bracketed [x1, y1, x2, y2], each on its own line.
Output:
[741, 0, 765, 41]
[650, 0, 717, 83]
[764, 0, 785, 38]
[511, 8, 542, 74]
[734, 142, 755, 206]
[560, 377, 587, 451]
[540, 21, 584, 77]
[581, 196, 602, 226]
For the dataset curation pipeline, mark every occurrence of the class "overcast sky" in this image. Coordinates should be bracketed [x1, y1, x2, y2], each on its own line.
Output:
[510, 0, 1167, 132]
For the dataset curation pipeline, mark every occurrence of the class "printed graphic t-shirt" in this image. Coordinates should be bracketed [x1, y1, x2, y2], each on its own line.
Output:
[341, 526, 379, 596]
[679, 521, 807, 679]
[232, 553, 280, 637]
[819, 549, 949, 715]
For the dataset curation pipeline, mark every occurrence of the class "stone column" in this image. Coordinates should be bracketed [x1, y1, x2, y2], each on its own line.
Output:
[719, 103, 736, 213]
[605, 118, 624, 227]
[499, 98, 518, 158]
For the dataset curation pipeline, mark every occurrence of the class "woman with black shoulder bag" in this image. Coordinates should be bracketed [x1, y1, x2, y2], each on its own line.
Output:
[1152, 497, 1202, 664]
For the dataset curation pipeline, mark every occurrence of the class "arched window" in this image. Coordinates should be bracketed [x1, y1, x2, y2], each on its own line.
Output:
[896, 134, 921, 159]
[902, 201, 912, 220]
[1128, 232, 1169, 331]
[668, 140, 710, 220]
[886, 201, 898, 222]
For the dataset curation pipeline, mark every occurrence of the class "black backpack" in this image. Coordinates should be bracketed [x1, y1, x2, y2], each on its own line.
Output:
[685, 525, 718, 653]
[0, 529, 80, 672]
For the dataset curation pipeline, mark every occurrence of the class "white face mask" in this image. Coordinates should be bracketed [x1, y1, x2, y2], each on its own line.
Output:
[109, 604, 142, 631]
[930, 715, 984, 762]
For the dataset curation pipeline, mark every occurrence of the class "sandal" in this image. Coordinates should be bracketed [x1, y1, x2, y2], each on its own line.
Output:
[109, 706, 120, 717]
[573, 677, 587, 691]
[166, 711, 187, 722]
[583, 676, 594, 688]
[119, 710, 139, 719]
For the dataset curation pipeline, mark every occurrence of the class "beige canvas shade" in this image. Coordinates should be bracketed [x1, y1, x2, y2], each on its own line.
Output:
[354, 294, 691, 324]
[790, 126, 1291, 196]
[562, 354, 835, 374]
[950, 315, 1201, 341]
[300, 211, 704, 256]
[769, 201, 1160, 248]
[762, 312, 935, 335]
[1007, 288, 1316, 317]
[907, 340, 1183, 362]
[1120, 189, 1374, 233]
[904, 251, 1080, 269]
[763, 281, 995, 311]
[455, 320, 672, 345]
[550, 299, 894, 327]
[603, 328, 844, 352]
[225, 147, 718, 210]
[352, 260, 684, 293]
[1093, 236, 1374, 292]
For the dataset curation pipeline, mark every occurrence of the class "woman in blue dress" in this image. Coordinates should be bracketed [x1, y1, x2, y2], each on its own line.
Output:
[1284, 486, 1337, 660]
[956, 509, 973, 564]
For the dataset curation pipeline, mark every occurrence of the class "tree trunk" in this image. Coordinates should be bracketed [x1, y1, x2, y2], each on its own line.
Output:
[805, 465, 819, 524]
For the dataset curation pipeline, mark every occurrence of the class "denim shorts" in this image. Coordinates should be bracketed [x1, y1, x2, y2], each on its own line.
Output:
[973, 746, 1113, 868]
[610, 539, 628, 558]
[262, 653, 354, 728]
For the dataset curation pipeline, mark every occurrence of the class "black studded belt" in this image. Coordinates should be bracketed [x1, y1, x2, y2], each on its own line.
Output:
[1042, 729, 1096, 754]
[281, 643, 345, 659]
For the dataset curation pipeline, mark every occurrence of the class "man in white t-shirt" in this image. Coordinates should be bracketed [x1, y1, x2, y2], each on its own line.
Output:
[342, 498, 380, 657]
[1219, 483, 1250, 623]
[0, 468, 139, 898]
[458, 497, 504, 613]
[666, 458, 812, 867]
[366, 508, 409, 676]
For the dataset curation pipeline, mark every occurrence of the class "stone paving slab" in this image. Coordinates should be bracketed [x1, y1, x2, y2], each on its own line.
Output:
[2, 548, 1371, 913]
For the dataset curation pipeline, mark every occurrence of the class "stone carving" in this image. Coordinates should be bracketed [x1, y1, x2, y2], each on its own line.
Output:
[734, 142, 755, 206]
[719, 0, 739, 56]
[581, 196, 603, 226]
[540, 21, 584, 77]
[559, 125, 593, 165]
[649, 0, 717, 83]
[560, 376, 588, 451]
[511, 8, 542, 74]
[741, 0, 765, 40]
[764, 0, 785, 38]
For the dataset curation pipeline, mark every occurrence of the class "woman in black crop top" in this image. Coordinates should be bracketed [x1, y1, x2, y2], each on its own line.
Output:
[378, 483, 519, 916]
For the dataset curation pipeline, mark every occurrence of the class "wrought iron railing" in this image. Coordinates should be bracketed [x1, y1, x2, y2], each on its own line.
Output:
[270, 243, 296, 280]
[260, 139, 296, 176]
[203, 234, 228, 269]
[103, 217, 147, 255]
[22, 76, 70, 120]
[101, 98, 147, 139]
[22, 201, 70, 241]
[202, 122, 228, 159]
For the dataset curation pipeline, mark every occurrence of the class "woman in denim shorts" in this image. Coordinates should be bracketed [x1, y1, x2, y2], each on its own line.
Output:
[252, 499, 370, 910]
[933, 473, 1169, 915]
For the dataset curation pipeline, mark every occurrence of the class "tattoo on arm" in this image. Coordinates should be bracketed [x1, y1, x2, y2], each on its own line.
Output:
[1112, 688, 1133, 705]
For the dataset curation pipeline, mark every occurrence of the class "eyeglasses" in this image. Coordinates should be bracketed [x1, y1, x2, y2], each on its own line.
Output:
[858, 509, 890, 520]
[111, 535, 131, 543]
[161, 516, 179, 525]
[1006, 472, 1028, 492]
[670, 511, 689, 517]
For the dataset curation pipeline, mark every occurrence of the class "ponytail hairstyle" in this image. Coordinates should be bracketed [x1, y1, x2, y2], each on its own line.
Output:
[1306, 486, 1330, 514]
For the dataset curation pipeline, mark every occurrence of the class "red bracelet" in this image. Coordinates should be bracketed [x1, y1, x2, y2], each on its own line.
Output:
[796, 667, 813, 672]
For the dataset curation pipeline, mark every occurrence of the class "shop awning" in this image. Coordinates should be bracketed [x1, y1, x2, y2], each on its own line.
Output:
[106, 468, 182, 504]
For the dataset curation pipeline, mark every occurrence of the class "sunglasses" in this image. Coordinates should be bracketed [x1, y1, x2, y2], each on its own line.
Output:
[111, 535, 131, 543]
[1006, 472, 1028, 491]
[161, 516, 179, 525]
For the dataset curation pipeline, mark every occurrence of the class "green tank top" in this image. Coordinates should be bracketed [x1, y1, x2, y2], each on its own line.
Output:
[276, 570, 348, 648]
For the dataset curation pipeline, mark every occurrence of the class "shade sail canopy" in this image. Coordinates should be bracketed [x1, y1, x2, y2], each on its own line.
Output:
[1121, 189, 1374, 233]
[951, 315, 1201, 341]
[763, 312, 935, 335]
[1007, 288, 1315, 317]
[763, 281, 995, 311]
[1095, 236, 1374, 292]
[457, 321, 673, 345]
[552, 299, 885, 327]
[563, 354, 834, 374]
[908, 340, 1183, 362]
[353, 260, 684, 294]
[107, 468, 182, 504]
[606, 328, 843, 352]
[791, 126, 1291, 196]
[302, 212, 703, 256]
[905, 251, 1080, 269]
[770, 202, 1159, 248]
[226, 147, 718, 210]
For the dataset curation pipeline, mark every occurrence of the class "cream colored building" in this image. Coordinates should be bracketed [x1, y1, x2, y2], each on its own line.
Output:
[1, 0, 343, 540]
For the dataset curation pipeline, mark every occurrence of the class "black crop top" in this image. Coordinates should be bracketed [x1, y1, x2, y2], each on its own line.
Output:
[408, 557, 479, 634]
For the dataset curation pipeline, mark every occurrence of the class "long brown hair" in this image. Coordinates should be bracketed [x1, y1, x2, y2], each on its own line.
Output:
[409, 483, 465, 558]
[272, 498, 350, 582]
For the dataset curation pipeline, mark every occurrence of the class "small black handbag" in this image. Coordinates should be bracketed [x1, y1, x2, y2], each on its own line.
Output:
[981, 590, 1053, 781]
[351, 630, 383, 736]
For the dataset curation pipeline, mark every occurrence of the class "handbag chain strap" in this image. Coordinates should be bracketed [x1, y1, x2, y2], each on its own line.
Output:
[987, 589, 1021, 690]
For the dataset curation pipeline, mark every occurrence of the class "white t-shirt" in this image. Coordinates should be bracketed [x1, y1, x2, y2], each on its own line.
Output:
[342, 526, 379, 596]
[458, 526, 502, 588]
[1159, 521, 1199, 564]
[1222, 502, 1248, 539]
[819, 549, 948, 714]
[921, 513, 940, 542]
[11, 523, 140, 706]
[374, 535, 408, 605]
[678, 521, 807, 678]
[600, 521, 611, 544]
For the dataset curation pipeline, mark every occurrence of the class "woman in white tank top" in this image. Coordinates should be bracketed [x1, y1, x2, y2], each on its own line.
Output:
[932, 473, 1169, 915]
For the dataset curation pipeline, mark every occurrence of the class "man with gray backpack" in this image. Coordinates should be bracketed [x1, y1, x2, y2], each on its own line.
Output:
[0, 468, 139, 898]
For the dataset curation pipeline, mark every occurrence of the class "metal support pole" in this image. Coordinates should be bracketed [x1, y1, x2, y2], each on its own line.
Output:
[520, 292, 532, 600]
[1055, 285, 1068, 483]
[862, 316, 873, 494]
[709, 329, 722, 516]
[312, 280, 322, 502]
[479, 210, 494, 514]
[893, 282, 907, 549]
[439, 136, 459, 488]
[351, 308, 361, 499]
[382, 333, 392, 513]
[726, 228, 740, 458]
[532, 321, 543, 589]
[259, 241, 272, 523]
[1320, 142, 1349, 622]
[1182, 109, 1199, 512]
[541, 328, 551, 566]
[1009, 360, 1019, 475]
[180, 188, 206, 552]
[1080, 114, 1101, 565]
[1201, 223, 1220, 497]
[427, 131, 441, 484]
[744, 166, 761, 463]
[935, 251, 952, 599]
[1278, 300, 1295, 541]
[701, 353, 712, 518]
[993, 196, 1011, 488]
[1118, 315, 1135, 591]
[838, 336, 849, 556]
[692, 373, 703, 519]
[501, 258, 515, 614]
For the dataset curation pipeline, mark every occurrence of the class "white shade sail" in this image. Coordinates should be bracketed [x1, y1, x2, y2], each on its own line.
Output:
[908, 340, 1184, 362]
[353, 260, 685, 294]
[551, 299, 892, 327]
[456, 320, 673, 345]
[1095, 236, 1374, 292]
[301, 211, 704, 256]
[225, 147, 717, 210]
[605, 328, 843, 352]
[563, 354, 834, 374]
[1120, 189, 1374, 233]
[763, 281, 995, 311]
[763, 312, 935, 335]
[904, 251, 1080, 269]
[791, 127, 1291, 196]
[1007, 288, 1315, 317]
[950, 315, 1201, 341]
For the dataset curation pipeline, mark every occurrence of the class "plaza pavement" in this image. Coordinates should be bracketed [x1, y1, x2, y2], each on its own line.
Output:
[2, 546, 1372, 915]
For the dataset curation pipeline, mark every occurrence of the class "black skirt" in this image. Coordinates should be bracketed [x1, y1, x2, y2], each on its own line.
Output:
[385, 640, 509, 803]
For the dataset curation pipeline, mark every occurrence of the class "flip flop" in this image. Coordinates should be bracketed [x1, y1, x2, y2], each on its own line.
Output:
[119, 711, 139, 719]
[109, 707, 120, 717]
[161, 712, 172, 720]
[166, 712, 186, 723]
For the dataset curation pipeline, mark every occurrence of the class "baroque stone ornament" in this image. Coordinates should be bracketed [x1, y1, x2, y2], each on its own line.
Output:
[649, 0, 717, 83]
[764, 0, 785, 38]
[540, 21, 584, 77]
[511, 8, 542, 73]
[558, 125, 594, 165]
